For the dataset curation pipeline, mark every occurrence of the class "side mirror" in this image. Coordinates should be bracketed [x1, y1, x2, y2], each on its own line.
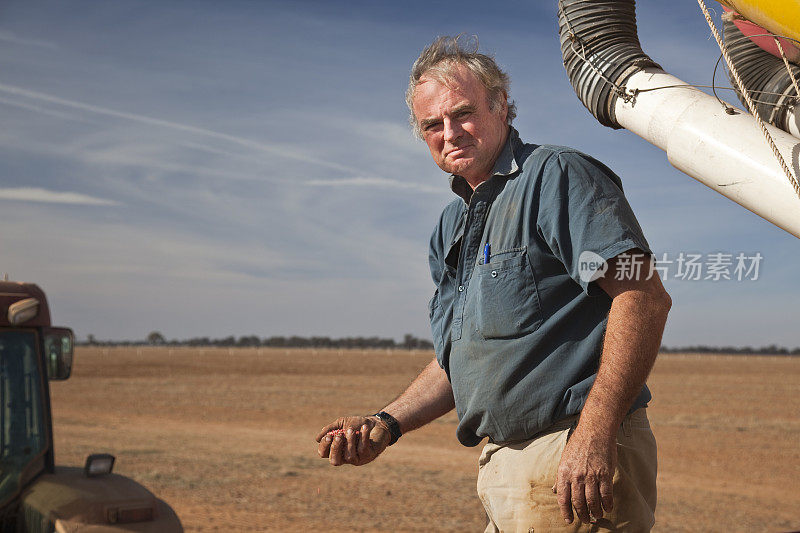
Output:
[43, 327, 74, 380]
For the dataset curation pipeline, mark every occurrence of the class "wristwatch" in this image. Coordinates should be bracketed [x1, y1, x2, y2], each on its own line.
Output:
[373, 411, 402, 445]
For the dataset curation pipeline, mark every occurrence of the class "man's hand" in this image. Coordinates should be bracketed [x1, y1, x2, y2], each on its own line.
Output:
[553, 424, 616, 525]
[315, 358, 454, 467]
[316, 416, 391, 466]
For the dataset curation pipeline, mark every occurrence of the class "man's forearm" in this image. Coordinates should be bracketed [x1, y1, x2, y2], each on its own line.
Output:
[579, 288, 671, 437]
[382, 357, 455, 434]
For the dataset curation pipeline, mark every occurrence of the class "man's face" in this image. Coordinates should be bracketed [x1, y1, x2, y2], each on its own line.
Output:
[412, 65, 508, 188]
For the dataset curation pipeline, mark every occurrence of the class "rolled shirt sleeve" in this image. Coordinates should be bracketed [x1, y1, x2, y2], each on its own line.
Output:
[536, 150, 652, 296]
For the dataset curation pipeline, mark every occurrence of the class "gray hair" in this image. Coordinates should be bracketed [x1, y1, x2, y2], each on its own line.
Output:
[405, 35, 517, 139]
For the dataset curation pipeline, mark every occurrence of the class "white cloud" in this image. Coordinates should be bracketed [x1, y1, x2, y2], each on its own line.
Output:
[304, 176, 442, 194]
[0, 31, 57, 50]
[0, 187, 119, 206]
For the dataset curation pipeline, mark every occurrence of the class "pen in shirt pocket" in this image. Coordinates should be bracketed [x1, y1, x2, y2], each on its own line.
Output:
[483, 243, 491, 264]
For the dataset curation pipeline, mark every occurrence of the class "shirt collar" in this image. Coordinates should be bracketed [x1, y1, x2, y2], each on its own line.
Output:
[449, 127, 521, 204]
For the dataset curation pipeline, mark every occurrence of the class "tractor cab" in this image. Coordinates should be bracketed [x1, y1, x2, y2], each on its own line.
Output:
[0, 283, 70, 515]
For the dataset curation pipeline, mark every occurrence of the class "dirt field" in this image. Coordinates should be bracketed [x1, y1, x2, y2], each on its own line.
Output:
[49, 348, 799, 532]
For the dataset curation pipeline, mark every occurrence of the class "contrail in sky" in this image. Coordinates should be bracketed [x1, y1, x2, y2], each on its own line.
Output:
[0, 82, 357, 174]
[305, 177, 441, 194]
[0, 187, 119, 206]
[0, 31, 57, 49]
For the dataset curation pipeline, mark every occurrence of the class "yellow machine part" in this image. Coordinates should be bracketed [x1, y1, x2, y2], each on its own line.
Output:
[716, 0, 800, 42]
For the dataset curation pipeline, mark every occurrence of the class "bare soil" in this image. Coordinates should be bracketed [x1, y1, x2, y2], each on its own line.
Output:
[49, 348, 800, 532]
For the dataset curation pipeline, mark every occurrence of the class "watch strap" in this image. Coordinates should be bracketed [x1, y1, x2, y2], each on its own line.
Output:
[373, 411, 402, 445]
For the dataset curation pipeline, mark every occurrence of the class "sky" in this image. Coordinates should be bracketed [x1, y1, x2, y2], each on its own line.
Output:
[0, 0, 797, 347]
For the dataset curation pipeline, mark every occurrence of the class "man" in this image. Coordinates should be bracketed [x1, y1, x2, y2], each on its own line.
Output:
[317, 36, 671, 532]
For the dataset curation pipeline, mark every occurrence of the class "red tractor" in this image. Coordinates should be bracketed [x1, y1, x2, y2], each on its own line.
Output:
[0, 281, 182, 531]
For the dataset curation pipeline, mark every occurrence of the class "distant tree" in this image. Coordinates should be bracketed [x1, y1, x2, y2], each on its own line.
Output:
[401, 334, 433, 350]
[404, 334, 423, 349]
[311, 336, 332, 348]
[264, 336, 287, 347]
[147, 331, 166, 345]
[217, 336, 236, 347]
[237, 335, 260, 347]
[87, 334, 97, 346]
[288, 336, 309, 347]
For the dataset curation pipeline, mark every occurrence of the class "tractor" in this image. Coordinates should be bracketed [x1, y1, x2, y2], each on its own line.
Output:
[0, 281, 182, 532]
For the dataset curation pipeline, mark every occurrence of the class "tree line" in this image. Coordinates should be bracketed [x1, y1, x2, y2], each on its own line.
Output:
[79, 333, 799, 355]
[659, 344, 800, 355]
[81, 332, 434, 350]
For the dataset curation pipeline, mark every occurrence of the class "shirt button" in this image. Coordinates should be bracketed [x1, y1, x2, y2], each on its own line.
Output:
[491, 270, 498, 278]
[458, 285, 464, 292]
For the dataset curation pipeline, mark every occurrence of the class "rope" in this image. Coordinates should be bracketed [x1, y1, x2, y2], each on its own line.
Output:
[773, 37, 800, 97]
[696, 0, 800, 199]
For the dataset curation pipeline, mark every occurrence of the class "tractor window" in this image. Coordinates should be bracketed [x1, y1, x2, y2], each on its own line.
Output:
[0, 331, 47, 506]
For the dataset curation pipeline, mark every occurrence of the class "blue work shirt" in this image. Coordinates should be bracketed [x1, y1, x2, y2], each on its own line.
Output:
[428, 128, 653, 447]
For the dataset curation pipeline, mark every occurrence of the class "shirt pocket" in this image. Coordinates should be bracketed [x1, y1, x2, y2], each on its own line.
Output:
[474, 247, 543, 339]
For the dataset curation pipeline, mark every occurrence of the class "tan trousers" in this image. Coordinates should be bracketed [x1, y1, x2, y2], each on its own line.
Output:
[477, 409, 657, 533]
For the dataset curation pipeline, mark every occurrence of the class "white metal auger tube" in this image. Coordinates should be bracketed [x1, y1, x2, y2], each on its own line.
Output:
[558, 0, 800, 238]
